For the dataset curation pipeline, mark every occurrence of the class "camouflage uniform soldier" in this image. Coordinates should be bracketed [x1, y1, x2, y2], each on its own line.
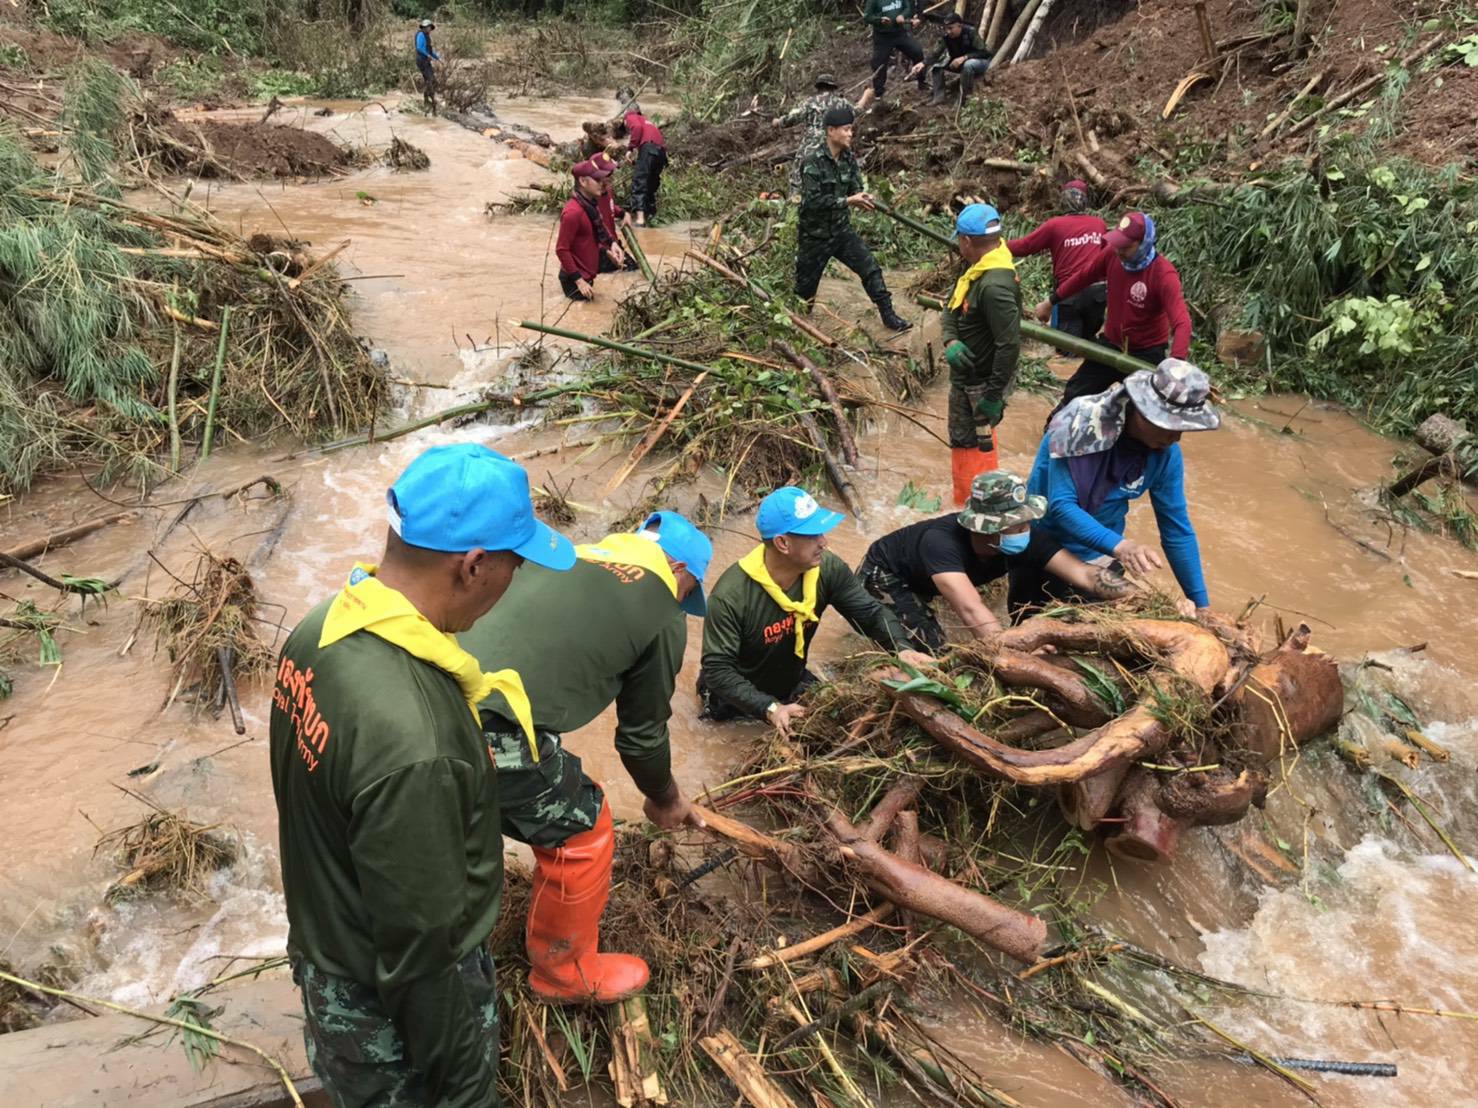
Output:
[795, 104, 912, 332]
[772, 74, 875, 198]
[461, 513, 712, 1005]
[858, 471, 1131, 647]
[942, 203, 1022, 506]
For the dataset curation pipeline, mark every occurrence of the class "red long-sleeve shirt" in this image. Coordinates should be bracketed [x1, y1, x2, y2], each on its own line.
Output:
[1056, 248, 1192, 358]
[625, 113, 665, 151]
[555, 196, 600, 280]
[1007, 214, 1107, 294]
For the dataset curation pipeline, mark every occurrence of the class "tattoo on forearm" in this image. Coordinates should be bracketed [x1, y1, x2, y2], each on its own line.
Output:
[1093, 566, 1133, 598]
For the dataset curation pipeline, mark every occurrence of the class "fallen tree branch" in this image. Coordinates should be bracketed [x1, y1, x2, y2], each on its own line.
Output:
[3, 511, 137, 562]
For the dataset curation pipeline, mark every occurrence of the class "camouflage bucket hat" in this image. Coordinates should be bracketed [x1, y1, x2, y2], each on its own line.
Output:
[957, 472, 1047, 534]
[814, 72, 839, 89]
[1124, 359, 1221, 433]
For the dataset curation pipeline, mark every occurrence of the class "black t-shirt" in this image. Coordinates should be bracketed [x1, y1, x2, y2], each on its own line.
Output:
[861, 514, 1061, 599]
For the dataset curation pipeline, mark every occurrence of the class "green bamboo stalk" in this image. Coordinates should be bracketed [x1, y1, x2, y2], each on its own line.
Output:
[166, 323, 183, 471]
[519, 319, 715, 376]
[317, 383, 592, 454]
[870, 200, 955, 250]
[915, 294, 1159, 376]
[200, 305, 231, 460]
[621, 224, 656, 283]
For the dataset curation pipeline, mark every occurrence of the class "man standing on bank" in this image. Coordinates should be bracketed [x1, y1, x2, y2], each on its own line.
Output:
[864, 0, 927, 99]
[1008, 180, 1107, 339]
[858, 471, 1134, 649]
[414, 19, 439, 114]
[698, 487, 929, 735]
[269, 443, 576, 1107]
[942, 202, 1020, 506]
[1037, 210, 1192, 407]
[796, 105, 912, 333]
[461, 512, 712, 1005]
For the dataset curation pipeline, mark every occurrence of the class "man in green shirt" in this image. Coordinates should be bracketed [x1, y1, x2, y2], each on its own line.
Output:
[461, 511, 711, 1005]
[942, 202, 1022, 507]
[698, 486, 930, 735]
[269, 443, 575, 1107]
[796, 105, 912, 333]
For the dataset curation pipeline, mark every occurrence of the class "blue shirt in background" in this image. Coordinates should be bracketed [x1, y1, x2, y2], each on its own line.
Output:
[415, 30, 439, 60]
[1026, 433, 1209, 607]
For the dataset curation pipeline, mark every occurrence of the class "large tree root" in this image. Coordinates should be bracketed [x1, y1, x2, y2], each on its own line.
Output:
[1230, 624, 1344, 761]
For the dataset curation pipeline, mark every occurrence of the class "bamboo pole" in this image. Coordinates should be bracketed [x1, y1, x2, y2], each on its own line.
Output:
[869, 200, 955, 250]
[915, 294, 1161, 376]
[520, 319, 715, 376]
[622, 223, 657, 283]
[995, 0, 1045, 66]
[1258, 67, 1328, 138]
[317, 385, 587, 454]
[978, 0, 997, 37]
[1010, 0, 1058, 64]
[2, 512, 136, 562]
[166, 323, 183, 471]
[743, 905, 895, 970]
[775, 339, 859, 468]
[985, 0, 1011, 49]
[200, 305, 231, 460]
[1285, 34, 1446, 138]
[604, 371, 710, 495]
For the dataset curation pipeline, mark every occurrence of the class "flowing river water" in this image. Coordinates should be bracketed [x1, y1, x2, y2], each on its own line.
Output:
[2, 94, 1476, 1106]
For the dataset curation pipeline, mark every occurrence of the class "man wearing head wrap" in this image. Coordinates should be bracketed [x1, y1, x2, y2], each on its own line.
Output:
[1008, 180, 1108, 339]
[1036, 210, 1193, 406]
[795, 105, 912, 332]
[772, 73, 876, 200]
[1017, 361, 1220, 617]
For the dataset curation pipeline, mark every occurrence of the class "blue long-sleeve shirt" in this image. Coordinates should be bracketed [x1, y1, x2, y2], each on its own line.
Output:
[415, 30, 439, 61]
[1026, 433, 1210, 607]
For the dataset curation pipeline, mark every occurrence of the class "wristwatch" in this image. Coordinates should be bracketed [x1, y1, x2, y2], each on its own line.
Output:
[764, 702, 780, 722]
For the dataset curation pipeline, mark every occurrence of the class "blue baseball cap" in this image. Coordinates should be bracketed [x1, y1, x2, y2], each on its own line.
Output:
[387, 443, 576, 570]
[756, 486, 845, 540]
[638, 510, 713, 617]
[953, 202, 1002, 239]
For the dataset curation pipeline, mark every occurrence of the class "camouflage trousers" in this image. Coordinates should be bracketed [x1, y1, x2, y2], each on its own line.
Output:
[948, 381, 995, 451]
[292, 946, 498, 1108]
[485, 722, 605, 848]
[795, 229, 887, 305]
[856, 562, 945, 652]
[788, 132, 825, 196]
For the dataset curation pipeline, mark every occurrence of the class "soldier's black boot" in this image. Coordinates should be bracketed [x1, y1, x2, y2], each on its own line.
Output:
[876, 294, 912, 332]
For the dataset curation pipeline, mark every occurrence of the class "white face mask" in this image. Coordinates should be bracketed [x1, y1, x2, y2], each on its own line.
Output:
[998, 529, 1030, 555]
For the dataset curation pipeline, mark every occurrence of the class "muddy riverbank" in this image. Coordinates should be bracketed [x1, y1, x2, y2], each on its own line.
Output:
[2, 92, 1476, 1106]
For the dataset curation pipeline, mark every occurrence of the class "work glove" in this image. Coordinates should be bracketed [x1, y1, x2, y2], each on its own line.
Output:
[974, 395, 1005, 426]
[944, 340, 972, 371]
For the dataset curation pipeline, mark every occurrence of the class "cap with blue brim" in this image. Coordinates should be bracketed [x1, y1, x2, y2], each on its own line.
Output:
[952, 202, 1002, 240]
[757, 486, 845, 540]
[388, 443, 576, 571]
[639, 510, 713, 616]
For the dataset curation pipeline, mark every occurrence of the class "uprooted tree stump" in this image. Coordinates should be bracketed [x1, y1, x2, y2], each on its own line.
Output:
[873, 614, 1343, 863]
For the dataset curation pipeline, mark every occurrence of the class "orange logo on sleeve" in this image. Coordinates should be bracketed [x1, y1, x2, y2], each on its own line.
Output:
[273, 656, 331, 773]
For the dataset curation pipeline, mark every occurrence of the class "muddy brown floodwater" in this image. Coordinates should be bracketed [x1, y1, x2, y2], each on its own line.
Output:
[2, 94, 1476, 1107]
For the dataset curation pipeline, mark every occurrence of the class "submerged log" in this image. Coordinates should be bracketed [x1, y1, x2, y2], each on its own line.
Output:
[1105, 764, 1266, 863]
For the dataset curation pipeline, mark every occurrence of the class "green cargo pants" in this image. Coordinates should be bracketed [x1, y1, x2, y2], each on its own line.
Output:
[292, 946, 499, 1107]
[485, 722, 605, 848]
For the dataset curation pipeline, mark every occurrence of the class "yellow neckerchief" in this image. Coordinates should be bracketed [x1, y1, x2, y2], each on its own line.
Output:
[575, 532, 678, 601]
[948, 240, 1016, 311]
[319, 564, 539, 761]
[738, 544, 819, 658]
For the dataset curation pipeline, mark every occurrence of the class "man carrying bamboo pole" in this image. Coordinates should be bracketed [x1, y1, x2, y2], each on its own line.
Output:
[771, 73, 875, 201]
[1007, 180, 1107, 339]
[1037, 210, 1192, 407]
[698, 487, 929, 735]
[942, 202, 1020, 507]
[858, 471, 1133, 648]
[461, 512, 711, 1005]
[796, 105, 913, 332]
[269, 443, 576, 1107]
[1019, 361, 1219, 616]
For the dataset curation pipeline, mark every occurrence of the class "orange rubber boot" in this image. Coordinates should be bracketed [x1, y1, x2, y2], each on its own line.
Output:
[951, 434, 1000, 507]
[526, 801, 650, 1004]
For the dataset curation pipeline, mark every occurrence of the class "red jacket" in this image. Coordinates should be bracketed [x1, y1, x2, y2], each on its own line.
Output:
[556, 196, 600, 280]
[1008, 214, 1107, 294]
[625, 113, 665, 151]
[597, 191, 623, 239]
[1057, 248, 1191, 358]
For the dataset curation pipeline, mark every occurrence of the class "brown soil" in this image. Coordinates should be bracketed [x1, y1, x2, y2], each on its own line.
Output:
[1392, 63, 1478, 165]
[161, 118, 351, 179]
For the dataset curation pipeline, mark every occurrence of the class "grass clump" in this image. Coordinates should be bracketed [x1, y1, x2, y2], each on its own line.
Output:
[96, 790, 238, 903]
